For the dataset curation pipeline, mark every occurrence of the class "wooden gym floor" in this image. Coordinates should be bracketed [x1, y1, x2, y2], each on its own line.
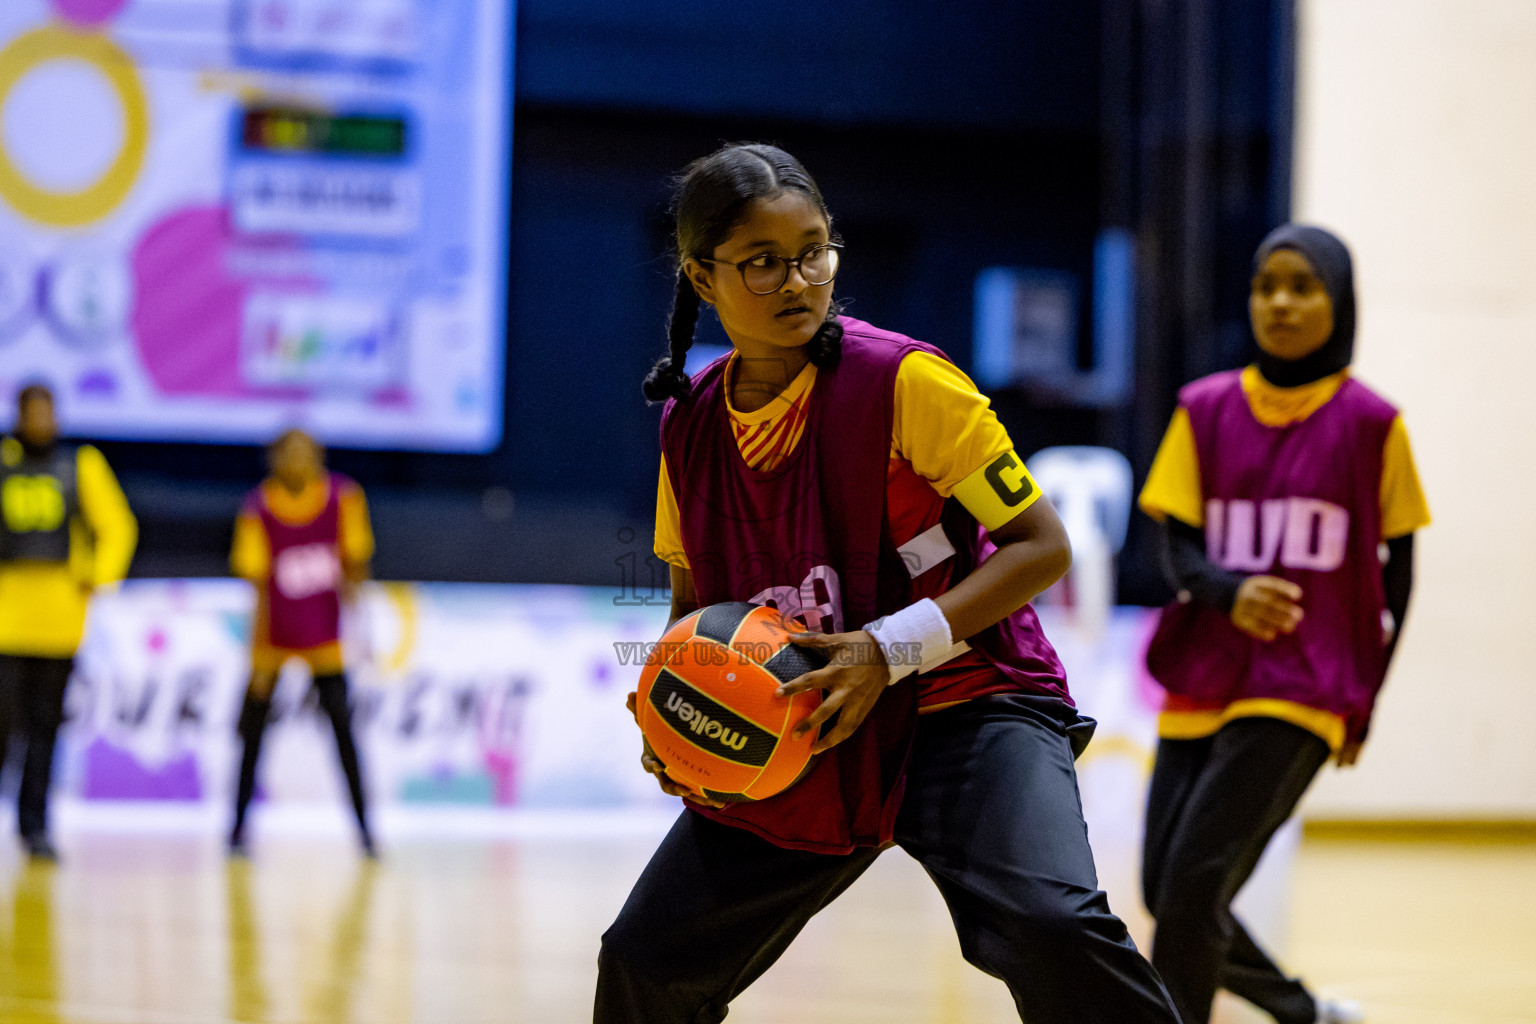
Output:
[0, 815, 1533, 1023]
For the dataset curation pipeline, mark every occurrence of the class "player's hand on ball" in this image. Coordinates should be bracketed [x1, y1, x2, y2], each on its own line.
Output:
[777, 630, 889, 755]
[1230, 575, 1304, 642]
[625, 691, 725, 808]
[641, 741, 727, 808]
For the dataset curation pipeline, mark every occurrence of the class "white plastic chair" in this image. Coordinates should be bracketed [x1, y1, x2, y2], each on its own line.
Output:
[1025, 446, 1134, 638]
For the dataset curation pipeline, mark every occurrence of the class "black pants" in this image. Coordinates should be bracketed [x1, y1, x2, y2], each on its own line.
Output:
[231, 672, 371, 840]
[0, 655, 73, 840]
[1142, 717, 1331, 1024]
[596, 695, 1180, 1024]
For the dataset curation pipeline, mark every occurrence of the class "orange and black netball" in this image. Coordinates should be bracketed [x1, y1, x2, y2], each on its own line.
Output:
[635, 602, 826, 803]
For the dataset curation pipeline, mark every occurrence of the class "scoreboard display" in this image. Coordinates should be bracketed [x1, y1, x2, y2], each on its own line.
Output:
[0, 0, 513, 451]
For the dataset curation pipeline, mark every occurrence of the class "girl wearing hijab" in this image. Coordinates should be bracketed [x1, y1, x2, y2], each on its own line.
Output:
[1136, 225, 1430, 1024]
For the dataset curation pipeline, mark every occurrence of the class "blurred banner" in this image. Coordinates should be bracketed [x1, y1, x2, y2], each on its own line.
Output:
[0, 0, 513, 451]
[62, 580, 671, 810]
[58, 582, 1168, 817]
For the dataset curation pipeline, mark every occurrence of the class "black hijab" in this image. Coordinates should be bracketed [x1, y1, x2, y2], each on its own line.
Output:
[1251, 224, 1356, 387]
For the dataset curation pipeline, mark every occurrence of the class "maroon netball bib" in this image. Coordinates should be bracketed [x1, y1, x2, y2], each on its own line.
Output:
[1145, 371, 1397, 740]
[253, 473, 347, 650]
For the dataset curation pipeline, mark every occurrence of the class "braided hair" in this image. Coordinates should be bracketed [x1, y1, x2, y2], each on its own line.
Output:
[642, 143, 842, 404]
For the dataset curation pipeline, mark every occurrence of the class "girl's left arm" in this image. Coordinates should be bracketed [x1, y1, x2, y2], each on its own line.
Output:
[338, 483, 374, 600]
[1381, 532, 1415, 669]
[781, 498, 1070, 754]
[931, 497, 1071, 644]
[1343, 416, 1429, 765]
[667, 563, 700, 628]
[1340, 531, 1416, 767]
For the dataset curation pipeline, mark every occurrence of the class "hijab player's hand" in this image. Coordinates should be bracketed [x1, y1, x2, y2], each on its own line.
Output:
[777, 630, 891, 755]
[1230, 575, 1305, 642]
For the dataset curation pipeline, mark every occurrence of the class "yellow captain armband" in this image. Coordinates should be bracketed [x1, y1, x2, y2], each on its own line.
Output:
[952, 450, 1041, 531]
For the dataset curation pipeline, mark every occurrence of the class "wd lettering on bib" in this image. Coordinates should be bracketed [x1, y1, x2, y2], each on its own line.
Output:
[274, 542, 342, 600]
[1205, 497, 1350, 573]
[647, 669, 777, 767]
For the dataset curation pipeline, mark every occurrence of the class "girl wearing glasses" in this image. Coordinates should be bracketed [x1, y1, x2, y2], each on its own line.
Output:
[596, 143, 1181, 1023]
[1137, 225, 1429, 1024]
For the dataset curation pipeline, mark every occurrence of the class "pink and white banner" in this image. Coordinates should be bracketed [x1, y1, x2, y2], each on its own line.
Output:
[63, 580, 673, 810]
[0, 0, 513, 451]
[57, 582, 1176, 817]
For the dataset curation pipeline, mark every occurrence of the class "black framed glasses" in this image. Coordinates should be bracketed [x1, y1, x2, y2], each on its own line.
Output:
[698, 243, 842, 295]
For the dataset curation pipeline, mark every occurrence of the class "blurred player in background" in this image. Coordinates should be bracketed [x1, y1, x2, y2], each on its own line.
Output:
[228, 429, 375, 857]
[1137, 225, 1430, 1024]
[0, 383, 136, 861]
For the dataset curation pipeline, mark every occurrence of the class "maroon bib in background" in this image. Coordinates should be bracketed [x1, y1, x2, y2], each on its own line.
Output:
[1145, 371, 1397, 740]
[253, 473, 347, 650]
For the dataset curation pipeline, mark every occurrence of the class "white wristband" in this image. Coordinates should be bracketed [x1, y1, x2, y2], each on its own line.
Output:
[863, 598, 954, 687]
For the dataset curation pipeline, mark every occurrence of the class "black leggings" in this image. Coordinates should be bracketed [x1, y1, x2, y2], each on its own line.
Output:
[596, 695, 1181, 1024]
[1142, 717, 1331, 1024]
[232, 673, 370, 840]
[0, 655, 72, 839]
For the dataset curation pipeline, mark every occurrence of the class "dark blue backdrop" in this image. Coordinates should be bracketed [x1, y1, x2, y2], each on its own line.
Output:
[93, 0, 1294, 604]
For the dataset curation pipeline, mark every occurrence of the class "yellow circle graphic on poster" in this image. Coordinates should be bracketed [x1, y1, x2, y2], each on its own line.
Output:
[0, 24, 148, 227]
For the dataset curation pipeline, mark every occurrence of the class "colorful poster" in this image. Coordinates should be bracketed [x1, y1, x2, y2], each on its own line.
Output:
[58, 581, 1174, 817]
[0, 0, 512, 450]
[64, 579, 673, 809]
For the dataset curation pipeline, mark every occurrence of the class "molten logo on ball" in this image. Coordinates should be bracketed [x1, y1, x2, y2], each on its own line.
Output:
[648, 668, 777, 767]
[665, 691, 749, 752]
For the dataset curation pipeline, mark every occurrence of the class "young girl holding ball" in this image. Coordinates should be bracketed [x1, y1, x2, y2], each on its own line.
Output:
[596, 143, 1181, 1024]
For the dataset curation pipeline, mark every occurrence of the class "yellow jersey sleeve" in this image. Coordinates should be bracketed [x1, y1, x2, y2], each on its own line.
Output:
[1138, 408, 1205, 528]
[1380, 415, 1431, 539]
[337, 482, 376, 565]
[890, 353, 1019, 497]
[230, 509, 270, 581]
[892, 350, 1041, 530]
[892, 352, 1016, 494]
[654, 456, 689, 569]
[74, 445, 137, 587]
